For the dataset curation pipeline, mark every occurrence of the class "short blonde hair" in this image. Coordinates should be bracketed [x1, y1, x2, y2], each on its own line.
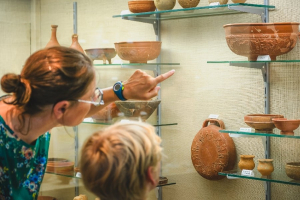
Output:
[80, 121, 162, 200]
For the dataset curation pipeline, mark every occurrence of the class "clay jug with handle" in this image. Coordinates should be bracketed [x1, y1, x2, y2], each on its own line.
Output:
[45, 25, 60, 48]
[70, 34, 84, 53]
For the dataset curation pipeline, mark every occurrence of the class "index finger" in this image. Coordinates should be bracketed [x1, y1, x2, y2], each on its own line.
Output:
[155, 69, 175, 84]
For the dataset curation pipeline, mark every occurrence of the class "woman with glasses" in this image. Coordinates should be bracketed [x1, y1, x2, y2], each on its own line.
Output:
[0, 46, 174, 199]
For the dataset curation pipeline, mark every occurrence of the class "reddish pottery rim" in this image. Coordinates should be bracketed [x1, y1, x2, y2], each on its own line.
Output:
[115, 41, 162, 44]
[224, 22, 300, 28]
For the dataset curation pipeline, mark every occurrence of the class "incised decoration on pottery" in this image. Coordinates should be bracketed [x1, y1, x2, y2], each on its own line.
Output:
[191, 119, 236, 180]
[85, 48, 117, 64]
[45, 25, 60, 48]
[231, 0, 247, 3]
[70, 34, 85, 53]
[114, 41, 161, 63]
[46, 158, 74, 176]
[178, 0, 200, 8]
[154, 0, 176, 10]
[272, 118, 300, 136]
[128, 1, 156, 13]
[114, 99, 161, 121]
[208, 0, 228, 4]
[257, 159, 274, 176]
[285, 162, 300, 180]
[91, 102, 120, 122]
[223, 23, 300, 61]
[244, 114, 284, 133]
[238, 155, 255, 170]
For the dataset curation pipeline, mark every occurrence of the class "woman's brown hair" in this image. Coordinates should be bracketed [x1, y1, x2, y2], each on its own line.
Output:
[1, 46, 94, 133]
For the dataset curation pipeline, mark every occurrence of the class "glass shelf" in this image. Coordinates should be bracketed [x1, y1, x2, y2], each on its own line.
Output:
[94, 63, 180, 71]
[219, 130, 300, 139]
[82, 118, 178, 127]
[219, 169, 300, 186]
[45, 172, 176, 187]
[113, 3, 275, 21]
[207, 60, 300, 64]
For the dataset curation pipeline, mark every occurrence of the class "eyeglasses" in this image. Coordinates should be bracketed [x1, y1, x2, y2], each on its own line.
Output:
[77, 87, 104, 106]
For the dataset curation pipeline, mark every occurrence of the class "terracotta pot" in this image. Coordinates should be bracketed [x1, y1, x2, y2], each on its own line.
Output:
[154, 0, 176, 10]
[114, 41, 161, 63]
[114, 100, 161, 121]
[285, 162, 300, 180]
[178, 0, 200, 8]
[208, 0, 228, 4]
[223, 23, 299, 61]
[46, 158, 74, 175]
[238, 155, 255, 170]
[159, 176, 168, 185]
[244, 114, 284, 133]
[70, 34, 84, 53]
[257, 159, 274, 176]
[191, 119, 236, 180]
[128, 1, 156, 13]
[272, 118, 300, 136]
[231, 0, 246, 3]
[45, 25, 60, 48]
[85, 48, 117, 64]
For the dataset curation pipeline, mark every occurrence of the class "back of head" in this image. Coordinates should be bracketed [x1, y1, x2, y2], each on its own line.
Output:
[80, 121, 162, 200]
[1, 46, 94, 115]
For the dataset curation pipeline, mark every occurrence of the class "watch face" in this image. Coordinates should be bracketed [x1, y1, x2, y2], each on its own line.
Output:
[114, 83, 121, 91]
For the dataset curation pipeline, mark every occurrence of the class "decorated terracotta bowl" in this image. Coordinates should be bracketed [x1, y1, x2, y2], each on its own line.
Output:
[223, 23, 299, 61]
[46, 158, 74, 175]
[244, 114, 284, 133]
[114, 41, 161, 63]
[85, 48, 116, 64]
[272, 118, 300, 135]
[128, 1, 156, 13]
[285, 162, 300, 180]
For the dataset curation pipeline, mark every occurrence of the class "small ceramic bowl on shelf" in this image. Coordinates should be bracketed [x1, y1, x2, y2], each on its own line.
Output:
[231, 0, 247, 3]
[272, 118, 300, 136]
[244, 114, 284, 133]
[208, 0, 228, 5]
[85, 48, 116, 64]
[128, 1, 156, 13]
[285, 162, 300, 180]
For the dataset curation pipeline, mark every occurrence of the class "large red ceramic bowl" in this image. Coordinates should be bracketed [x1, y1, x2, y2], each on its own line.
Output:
[224, 23, 299, 61]
[114, 41, 161, 63]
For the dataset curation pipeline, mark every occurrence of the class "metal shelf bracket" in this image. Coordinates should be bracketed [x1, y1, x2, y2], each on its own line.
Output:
[229, 62, 267, 82]
[228, 5, 266, 21]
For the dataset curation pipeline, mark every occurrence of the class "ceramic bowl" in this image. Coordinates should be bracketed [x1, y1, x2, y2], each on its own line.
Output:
[208, 0, 228, 4]
[178, 0, 200, 8]
[114, 41, 161, 63]
[46, 158, 74, 175]
[244, 114, 284, 133]
[128, 1, 156, 13]
[285, 162, 300, 180]
[231, 0, 247, 3]
[272, 118, 300, 135]
[115, 100, 161, 121]
[223, 23, 299, 61]
[85, 48, 116, 64]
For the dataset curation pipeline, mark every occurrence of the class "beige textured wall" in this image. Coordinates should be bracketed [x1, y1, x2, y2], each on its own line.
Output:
[2, 0, 300, 199]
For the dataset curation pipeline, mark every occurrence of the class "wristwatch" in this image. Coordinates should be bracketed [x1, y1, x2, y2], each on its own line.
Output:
[113, 81, 127, 101]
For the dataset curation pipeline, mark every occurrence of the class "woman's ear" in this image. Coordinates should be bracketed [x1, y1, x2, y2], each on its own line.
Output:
[53, 101, 70, 121]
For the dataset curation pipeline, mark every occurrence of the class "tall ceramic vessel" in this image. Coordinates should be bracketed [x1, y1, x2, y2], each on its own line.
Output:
[178, 0, 200, 8]
[45, 25, 60, 48]
[70, 34, 84, 53]
[238, 155, 255, 170]
[154, 0, 176, 10]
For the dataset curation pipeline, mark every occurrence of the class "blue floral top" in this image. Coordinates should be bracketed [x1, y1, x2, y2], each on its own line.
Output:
[0, 115, 50, 200]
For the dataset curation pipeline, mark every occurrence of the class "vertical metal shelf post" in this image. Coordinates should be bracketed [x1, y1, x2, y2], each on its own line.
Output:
[73, 1, 79, 197]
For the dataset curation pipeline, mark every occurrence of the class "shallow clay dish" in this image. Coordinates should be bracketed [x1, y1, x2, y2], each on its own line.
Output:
[128, 1, 156, 13]
[85, 48, 116, 64]
[158, 176, 168, 185]
[191, 119, 236, 180]
[231, 0, 247, 3]
[272, 118, 300, 135]
[285, 162, 300, 180]
[115, 100, 161, 121]
[114, 41, 161, 63]
[244, 114, 284, 133]
[46, 158, 74, 175]
[223, 23, 299, 61]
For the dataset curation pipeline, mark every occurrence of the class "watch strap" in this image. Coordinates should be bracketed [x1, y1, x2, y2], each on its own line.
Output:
[114, 81, 127, 101]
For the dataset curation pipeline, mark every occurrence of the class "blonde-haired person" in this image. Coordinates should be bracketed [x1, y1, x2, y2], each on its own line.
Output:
[0, 46, 174, 199]
[80, 121, 162, 200]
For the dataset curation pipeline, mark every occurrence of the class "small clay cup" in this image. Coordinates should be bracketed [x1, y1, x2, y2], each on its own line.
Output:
[238, 155, 255, 170]
[257, 159, 274, 176]
[272, 118, 300, 136]
[178, 0, 200, 8]
[285, 162, 300, 180]
[128, 1, 156, 13]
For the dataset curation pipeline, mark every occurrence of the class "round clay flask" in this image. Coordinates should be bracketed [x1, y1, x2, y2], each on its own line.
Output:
[45, 25, 60, 48]
[208, 0, 228, 4]
[178, 0, 200, 8]
[231, 0, 247, 3]
[257, 159, 274, 176]
[238, 155, 255, 170]
[70, 34, 85, 53]
[154, 0, 176, 10]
